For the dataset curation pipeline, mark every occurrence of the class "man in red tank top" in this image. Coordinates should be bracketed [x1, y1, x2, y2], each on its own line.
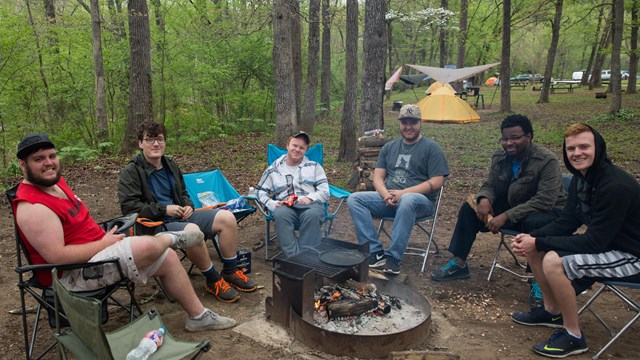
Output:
[12, 134, 236, 332]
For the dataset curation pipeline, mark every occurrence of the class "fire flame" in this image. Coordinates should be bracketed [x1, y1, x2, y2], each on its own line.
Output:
[331, 291, 341, 300]
[314, 299, 321, 309]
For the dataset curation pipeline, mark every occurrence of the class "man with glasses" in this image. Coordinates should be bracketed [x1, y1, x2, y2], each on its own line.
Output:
[255, 131, 330, 257]
[348, 104, 449, 275]
[432, 115, 566, 295]
[118, 121, 256, 303]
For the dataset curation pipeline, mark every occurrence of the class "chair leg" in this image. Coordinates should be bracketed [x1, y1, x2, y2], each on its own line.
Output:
[487, 233, 530, 281]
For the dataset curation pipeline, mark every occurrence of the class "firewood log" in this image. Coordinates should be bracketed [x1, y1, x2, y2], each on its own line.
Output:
[326, 298, 377, 319]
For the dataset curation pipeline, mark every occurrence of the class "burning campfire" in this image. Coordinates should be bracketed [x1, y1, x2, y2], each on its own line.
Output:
[312, 279, 425, 335]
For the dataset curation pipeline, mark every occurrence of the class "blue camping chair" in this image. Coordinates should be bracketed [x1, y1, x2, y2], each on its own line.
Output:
[182, 169, 256, 261]
[257, 144, 351, 259]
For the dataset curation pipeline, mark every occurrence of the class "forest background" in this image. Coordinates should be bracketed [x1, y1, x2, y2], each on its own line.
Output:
[0, 0, 637, 184]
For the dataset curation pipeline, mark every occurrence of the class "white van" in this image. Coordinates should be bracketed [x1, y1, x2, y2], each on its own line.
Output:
[601, 70, 611, 80]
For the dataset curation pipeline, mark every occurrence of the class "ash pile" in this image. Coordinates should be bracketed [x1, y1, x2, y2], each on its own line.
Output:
[313, 279, 426, 335]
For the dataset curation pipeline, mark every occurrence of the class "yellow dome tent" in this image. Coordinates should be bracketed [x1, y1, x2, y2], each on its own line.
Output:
[417, 85, 480, 123]
[426, 81, 455, 94]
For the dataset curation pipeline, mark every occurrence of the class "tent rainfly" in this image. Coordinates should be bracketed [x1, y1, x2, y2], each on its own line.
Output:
[417, 84, 480, 124]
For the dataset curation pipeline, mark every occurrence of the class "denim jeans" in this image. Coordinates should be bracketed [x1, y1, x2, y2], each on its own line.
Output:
[273, 202, 324, 257]
[347, 191, 435, 261]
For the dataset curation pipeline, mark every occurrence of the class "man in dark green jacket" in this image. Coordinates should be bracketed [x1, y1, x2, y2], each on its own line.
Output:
[118, 121, 256, 303]
[432, 115, 566, 292]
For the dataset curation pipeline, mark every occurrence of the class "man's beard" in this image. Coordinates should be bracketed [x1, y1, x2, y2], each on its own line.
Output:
[25, 164, 61, 187]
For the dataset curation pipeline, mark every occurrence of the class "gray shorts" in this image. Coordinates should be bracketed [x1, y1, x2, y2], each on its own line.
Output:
[562, 250, 640, 293]
[60, 237, 169, 292]
[165, 208, 219, 239]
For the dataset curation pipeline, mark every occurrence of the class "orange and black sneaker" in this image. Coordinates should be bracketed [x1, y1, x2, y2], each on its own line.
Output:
[205, 278, 240, 303]
[223, 270, 257, 292]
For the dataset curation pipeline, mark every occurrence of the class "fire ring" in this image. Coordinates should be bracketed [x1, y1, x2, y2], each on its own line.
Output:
[289, 278, 431, 358]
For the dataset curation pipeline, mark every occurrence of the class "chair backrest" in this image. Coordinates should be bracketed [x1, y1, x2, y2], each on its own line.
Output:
[52, 268, 113, 359]
[562, 173, 572, 193]
[183, 169, 242, 208]
[267, 143, 324, 166]
[5, 184, 31, 269]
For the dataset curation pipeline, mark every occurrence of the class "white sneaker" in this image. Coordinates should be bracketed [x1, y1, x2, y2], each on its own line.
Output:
[185, 309, 237, 332]
[157, 230, 204, 249]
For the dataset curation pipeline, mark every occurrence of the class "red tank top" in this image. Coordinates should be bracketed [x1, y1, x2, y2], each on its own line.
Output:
[12, 177, 106, 286]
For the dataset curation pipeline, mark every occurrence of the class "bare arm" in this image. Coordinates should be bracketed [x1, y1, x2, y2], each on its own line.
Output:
[16, 202, 124, 265]
[373, 168, 391, 201]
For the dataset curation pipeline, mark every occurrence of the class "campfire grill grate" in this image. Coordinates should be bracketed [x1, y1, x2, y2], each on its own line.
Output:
[279, 243, 360, 278]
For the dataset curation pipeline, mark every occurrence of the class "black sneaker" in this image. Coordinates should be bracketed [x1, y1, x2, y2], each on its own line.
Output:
[431, 259, 470, 282]
[529, 280, 545, 310]
[532, 328, 588, 358]
[382, 257, 400, 275]
[369, 251, 386, 268]
[512, 307, 563, 328]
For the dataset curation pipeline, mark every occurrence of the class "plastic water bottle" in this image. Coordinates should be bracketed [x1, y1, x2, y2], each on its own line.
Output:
[247, 186, 257, 200]
[126, 327, 165, 360]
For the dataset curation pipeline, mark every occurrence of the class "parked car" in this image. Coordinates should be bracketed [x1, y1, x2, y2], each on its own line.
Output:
[622, 70, 630, 80]
[601, 70, 611, 81]
[572, 70, 585, 81]
[510, 74, 544, 83]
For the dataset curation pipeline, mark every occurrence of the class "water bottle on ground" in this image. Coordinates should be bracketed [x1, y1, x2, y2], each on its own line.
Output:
[126, 327, 165, 360]
[363, 129, 384, 137]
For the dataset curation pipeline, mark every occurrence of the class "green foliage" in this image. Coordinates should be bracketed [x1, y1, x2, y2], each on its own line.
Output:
[58, 146, 99, 163]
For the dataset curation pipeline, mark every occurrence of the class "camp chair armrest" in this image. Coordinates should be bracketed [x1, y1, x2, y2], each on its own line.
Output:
[17, 258, 124, 280]
[247, 197, 272, 218]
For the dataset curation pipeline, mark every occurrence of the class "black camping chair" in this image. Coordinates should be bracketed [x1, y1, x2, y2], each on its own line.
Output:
[6, 184, 141, 360]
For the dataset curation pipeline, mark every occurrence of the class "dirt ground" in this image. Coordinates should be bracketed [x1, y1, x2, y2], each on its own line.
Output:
[1, 152, 639, 360]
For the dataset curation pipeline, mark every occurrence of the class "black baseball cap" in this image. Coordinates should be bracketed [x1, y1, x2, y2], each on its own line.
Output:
[292, 131, 310, 145]
[17, 134, 55, 160]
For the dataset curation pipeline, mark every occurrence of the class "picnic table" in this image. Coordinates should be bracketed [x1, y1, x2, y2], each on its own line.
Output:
[509, 81, 527, 90]
[550, 80, 580, 93]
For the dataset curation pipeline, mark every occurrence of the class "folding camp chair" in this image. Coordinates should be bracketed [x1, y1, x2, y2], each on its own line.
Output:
[182, 169, 256, 264]
[577, 281, 640, 359]
[376, 184, 445, 272]
[6, 184, 141, 360]
[487, 174, 573, 281]
[52, 268, 211, 360]
[257, 143, 351, 260]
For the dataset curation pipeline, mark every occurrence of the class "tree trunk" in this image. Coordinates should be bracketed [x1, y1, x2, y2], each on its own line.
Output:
[339, 0, 358, 162]
[123, 0, 154, 154]
[150, 0, 167, 123]
[300, 0, 320, 133]
[589, 9, 612, 89]
[360, 0, 387, 132]
[273, 0, 297, 147]
[291, 0, 302, 122]
[439, 0, 448, 67]
[500, 0, 511, 113]
[537, 0, 563, 104]
[320, 0, 332, 112]
[456, 0, 468, 91]
[386, 18, 393, 101]
[581, 7, 604, 86]
[25, 0, 53, 130]
[627, 0, 638, 94]
[107, 0, 127, 40]
[89, 0, 109, 143]
[609, 0, 623, 113]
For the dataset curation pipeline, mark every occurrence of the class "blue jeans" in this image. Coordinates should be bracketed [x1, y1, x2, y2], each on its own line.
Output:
[273, 202, 325, 257]
[347, 191, 435, 261]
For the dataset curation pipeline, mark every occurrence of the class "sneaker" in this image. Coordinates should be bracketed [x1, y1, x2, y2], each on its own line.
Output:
[530, 281, 545, 310]
[431, 259, 471, 282]
[157, 230, 204, 250]
[369, 251, 386, 268]
[532, 328, 588, 358]
[185, 308, 237, 332]
[382, 257, 401, 275]
[205, 278, 240, 303]
[512, 307, 563, 328]
[223, 270, 257, 292]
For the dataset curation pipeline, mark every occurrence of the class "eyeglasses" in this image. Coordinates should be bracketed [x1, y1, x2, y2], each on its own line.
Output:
[498, 134, 528, 144]
[143, 137, 165, 144]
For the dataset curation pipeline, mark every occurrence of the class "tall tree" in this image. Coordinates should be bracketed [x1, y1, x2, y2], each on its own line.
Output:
[500, 0, 512, 113]
[273, 0, 297, 146]
[339, 0, 358, 162]
[537, 0, 563, 104]
[89, 0, 109, 142]
[360, 0, 387, 132]
[609, 0, 623, 113]
[627, 0, 638, 94]
[291, 0, 302, 121]
[439, 0, 448, 67]
[25, 0, 53, 129]
[581, 7, 604, 86]
[320, 0, 332, 112]
[456, 0, 468, 90]
[300, 0, 321, 133]
[589, 8, 612, 89]
[123, 0, 154, 153]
